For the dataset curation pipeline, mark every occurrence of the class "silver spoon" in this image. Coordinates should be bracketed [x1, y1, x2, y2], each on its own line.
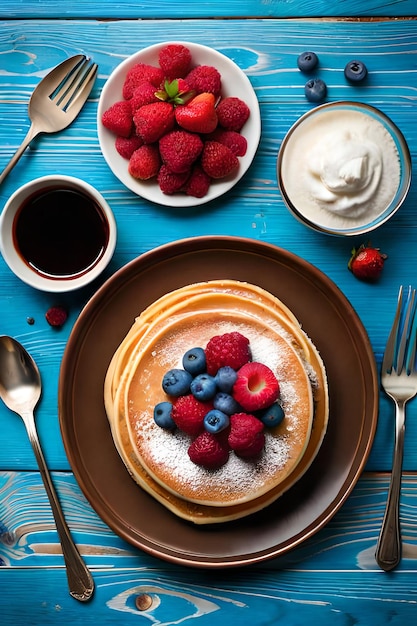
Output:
[0, 335, 94, 602]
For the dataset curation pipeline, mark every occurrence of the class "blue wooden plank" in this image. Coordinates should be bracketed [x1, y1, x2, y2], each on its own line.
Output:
[0, 471, 417, 623]
[1, 471, 416, 571]
[1, 0, 416, 19]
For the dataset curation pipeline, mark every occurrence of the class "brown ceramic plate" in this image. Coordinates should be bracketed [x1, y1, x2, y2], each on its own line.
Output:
[59, 236, 378, 568]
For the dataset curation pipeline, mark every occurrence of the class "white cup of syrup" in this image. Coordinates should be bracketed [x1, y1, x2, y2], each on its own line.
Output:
[0, 175, 117, 292]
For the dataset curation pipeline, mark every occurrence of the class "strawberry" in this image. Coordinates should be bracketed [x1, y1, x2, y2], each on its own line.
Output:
[115, 133, 143, 159]
[101, 100, 133, 137]
[158, 44, 192, 79]
[122, 63, 165, 99]
[133, 101, 175, 144]
[45, 305, 68, 327]
[228, 413, 265, 458]
[184, 164, 211, 198]
[185, 65, 222, 96]
[348, 243, 387, 281]
[159, 130, 203, 173]
[188, 431, 230, 469]
[201, 141, 239, 179]
[171, 394, 213, 436]
[157, 165, 190, 194]
[128, 144, 161, 180]
[233, 362, 279, 412]
[205, 331, 251, 376]
[175, 92, 218, 134]
[217, 96, 250, 131]
[208, 128, 247, 156]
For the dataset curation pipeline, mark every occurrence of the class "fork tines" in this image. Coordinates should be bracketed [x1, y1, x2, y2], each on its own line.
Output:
[383, 285, 417, 376]
[50, 56, 98, 111]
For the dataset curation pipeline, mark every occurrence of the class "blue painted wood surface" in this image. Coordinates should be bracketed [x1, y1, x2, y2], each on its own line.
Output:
[1, 8, 417, 625]
[1, 0, 416, 18]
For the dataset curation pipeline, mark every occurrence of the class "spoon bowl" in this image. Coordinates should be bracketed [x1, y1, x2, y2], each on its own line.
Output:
[0, 335, 94, 601]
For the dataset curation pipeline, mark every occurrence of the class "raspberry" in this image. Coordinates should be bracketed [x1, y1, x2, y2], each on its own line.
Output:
[184, 164, 211, 198]
[128, 144, 161, 180]
[188, 431, 230, 469]
[171, 394, 213, 436]
[185, 65, 222, 96]
[122, 63, 165, 99]
[101, 100, 133, 137]
[217, 97, 250, 131]
[159, 130, 203, 174]
[45, 306, 68, 327]
[158, 44, 192, 79]
[133, 101, 175, 144]
[208, 129, 247, 156]
[228, 413, 265, 458]
[233, 361, 279, 412]
[157, 165, 190, 194]
[205, 331, 251, 376]
[115, 133, 143, 159]
[201, 141, 239, 179]
[130, 81, 159, 112]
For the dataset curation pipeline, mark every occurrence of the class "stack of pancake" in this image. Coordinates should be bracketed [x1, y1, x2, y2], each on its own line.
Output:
[104, 280, 329, 524]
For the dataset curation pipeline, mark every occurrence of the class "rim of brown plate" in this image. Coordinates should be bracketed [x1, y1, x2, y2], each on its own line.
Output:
[58, 236, 378, 568]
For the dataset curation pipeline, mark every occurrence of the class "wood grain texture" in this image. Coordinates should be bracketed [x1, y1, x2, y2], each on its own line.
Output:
[1, 470, 417, 623]
[1, 0, 416, 19]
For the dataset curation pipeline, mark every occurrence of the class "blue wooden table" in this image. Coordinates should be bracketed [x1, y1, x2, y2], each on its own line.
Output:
[1, 1, 417, 623]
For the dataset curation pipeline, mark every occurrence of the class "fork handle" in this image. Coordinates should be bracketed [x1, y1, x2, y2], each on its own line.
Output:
[375, 400, 405, 571]
[0, 123, 39, 186]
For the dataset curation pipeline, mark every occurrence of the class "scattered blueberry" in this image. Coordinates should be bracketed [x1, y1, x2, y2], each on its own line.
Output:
[153, 401, 175, 430]
[190, 373, 217, 401]
[297, 51, 319, 73]
[344, 60, 368, 82]
[162, 368, 192, 396]
[214, 366, 238, 393]
[304, 78, 327, 102]
[259, 402, 285, 427]
[182, 347, 206, 375]
[213, 392, 241, 415]
[204, 409, 230, 434]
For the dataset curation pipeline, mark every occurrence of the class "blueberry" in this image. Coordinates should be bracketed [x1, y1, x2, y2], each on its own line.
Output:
[214, 366, 237, 393]
[344, 60, 368, 82]
[182, 347, 206, 375]
[297, 51, 319, 73]
[153, 401, 175, 430]
[304, 78, 327, 103]
[190, 373, 217, 401]
[259, 402, 285, 428]
[162, 368, 192, 397]
[204, 409, 230, 434]
[213, 392, 240, 415]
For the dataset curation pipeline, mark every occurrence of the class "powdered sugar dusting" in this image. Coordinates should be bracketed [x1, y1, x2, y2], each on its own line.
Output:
[129, 316, 313, 504]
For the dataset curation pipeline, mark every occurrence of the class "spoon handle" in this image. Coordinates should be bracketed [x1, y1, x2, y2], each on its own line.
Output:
[23, 411, 94, 601]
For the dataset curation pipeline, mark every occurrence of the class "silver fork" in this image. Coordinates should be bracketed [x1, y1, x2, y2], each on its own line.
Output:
[0, 54, 98, 185]
[375, 285, 417, 571]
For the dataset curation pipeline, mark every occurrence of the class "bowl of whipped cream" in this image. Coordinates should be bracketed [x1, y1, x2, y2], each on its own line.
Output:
[277, 101, 411, 236]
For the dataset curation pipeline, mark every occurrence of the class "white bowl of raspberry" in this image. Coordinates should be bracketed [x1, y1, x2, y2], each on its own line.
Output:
[97, 41, 261, 207]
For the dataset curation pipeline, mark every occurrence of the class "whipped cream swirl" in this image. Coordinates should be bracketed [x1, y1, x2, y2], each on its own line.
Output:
[307, 130, 382, 217]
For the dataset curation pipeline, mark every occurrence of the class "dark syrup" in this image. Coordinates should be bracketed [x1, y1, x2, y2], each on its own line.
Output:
[13, 187, 110, 280]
